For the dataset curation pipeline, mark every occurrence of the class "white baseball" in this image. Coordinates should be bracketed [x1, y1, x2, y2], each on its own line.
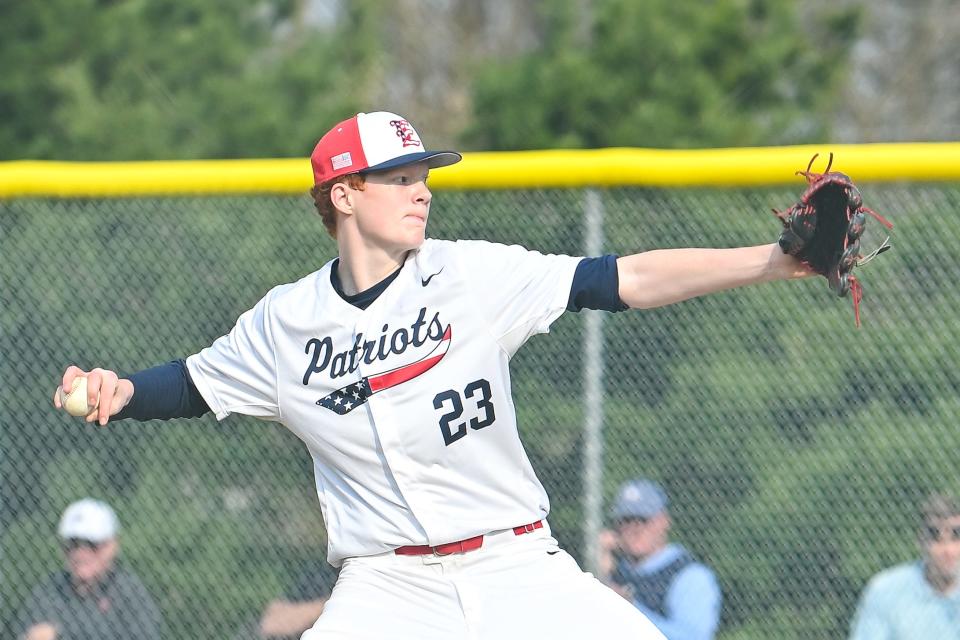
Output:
[60, 377, 98, 417]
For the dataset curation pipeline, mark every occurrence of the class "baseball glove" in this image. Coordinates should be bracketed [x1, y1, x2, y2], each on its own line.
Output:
[773, 153, 893, 326]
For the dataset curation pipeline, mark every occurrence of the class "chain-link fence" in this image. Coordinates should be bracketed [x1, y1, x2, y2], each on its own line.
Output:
[2, 182, 958, 639]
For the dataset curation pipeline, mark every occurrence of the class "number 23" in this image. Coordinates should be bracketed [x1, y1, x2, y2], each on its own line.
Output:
[433, 378, 496, 446]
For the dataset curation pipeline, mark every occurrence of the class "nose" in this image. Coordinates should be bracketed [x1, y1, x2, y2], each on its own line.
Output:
[414, 181, 431, 206]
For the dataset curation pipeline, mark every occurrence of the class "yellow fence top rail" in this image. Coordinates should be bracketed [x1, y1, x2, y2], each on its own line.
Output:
[2, 142, 959, 198]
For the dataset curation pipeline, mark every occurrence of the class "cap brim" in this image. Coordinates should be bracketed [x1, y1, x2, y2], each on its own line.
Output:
[59, 528, 114, 543]
[363, 151, 462, 174]
[610, 505, 664, 520]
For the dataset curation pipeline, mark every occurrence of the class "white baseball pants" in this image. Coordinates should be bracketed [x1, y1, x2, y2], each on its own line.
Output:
[302, 523, 665, 640]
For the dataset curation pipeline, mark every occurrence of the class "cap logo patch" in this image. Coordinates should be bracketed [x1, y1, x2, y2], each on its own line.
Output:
[390, 119, 422, 148]
[331, 152, 353, 171]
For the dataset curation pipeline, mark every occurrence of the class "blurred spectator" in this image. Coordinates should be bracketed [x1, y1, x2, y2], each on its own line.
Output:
[849, 492, 960, 640]
[15, 499, 162, 640]
[232, 558, 338, 639]
[599, 478, 721, 640]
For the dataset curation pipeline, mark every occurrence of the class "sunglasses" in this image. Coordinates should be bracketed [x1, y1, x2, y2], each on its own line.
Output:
[62, 538, 104, 552]
[922, 525, 960, 543]
[616, 516, 652, 527]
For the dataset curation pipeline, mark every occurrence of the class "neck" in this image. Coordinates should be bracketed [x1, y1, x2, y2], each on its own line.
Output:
[926, 565, 958, 594]
[336, 243, 408, 296]
[72, 572, 107, 595]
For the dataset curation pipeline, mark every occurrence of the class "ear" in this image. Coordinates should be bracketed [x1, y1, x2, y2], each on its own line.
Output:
[101, 538, 120, 562]
[330, 182, 353, 215]
[653, 512, 671, 534]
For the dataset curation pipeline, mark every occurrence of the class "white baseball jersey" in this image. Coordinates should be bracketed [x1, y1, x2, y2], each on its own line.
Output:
[186, 238, 581, 565]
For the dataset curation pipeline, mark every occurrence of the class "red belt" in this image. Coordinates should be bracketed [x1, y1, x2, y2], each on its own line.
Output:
[394, 520, 544, 556]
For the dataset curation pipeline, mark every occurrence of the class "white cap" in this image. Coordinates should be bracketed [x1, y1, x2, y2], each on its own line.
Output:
[58, 498, 119, 543]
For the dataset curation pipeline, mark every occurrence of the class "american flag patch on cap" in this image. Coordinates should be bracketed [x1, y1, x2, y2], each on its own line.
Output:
[331, 152, 353, 171]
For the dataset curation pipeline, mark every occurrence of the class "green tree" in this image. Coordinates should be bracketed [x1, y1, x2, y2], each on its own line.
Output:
[465, 0, 860, 150]
[0, 0, 381, 160]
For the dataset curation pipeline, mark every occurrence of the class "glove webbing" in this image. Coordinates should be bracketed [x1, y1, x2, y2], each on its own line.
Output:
[797, 154, 894, 327]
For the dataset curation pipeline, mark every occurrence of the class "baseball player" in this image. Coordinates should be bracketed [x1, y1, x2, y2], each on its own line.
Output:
[54, 111, 811, 639]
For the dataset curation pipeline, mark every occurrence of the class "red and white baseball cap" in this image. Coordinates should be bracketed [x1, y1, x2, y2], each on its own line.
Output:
[310, 111, 462, 184]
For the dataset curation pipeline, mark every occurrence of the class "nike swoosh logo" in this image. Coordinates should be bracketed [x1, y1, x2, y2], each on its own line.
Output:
[421, 267, 444, 287]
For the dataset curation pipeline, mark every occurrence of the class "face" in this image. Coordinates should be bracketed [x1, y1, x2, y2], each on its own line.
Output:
[923, 516, 960, 585]
[616, 512, 670, 559]
[63, 537, 117, 585]
[341, 162, 432, 253]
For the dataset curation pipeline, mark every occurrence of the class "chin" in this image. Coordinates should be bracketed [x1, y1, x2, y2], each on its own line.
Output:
[403, 232, 427, 249]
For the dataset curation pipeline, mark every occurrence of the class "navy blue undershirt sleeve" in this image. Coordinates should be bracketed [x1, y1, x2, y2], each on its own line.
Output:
[567, 255, 629, 313]
[113, 359, 211, 421]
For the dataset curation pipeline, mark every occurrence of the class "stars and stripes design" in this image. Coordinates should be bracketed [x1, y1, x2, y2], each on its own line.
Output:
[316, 326, 452, 415]
[316, 378, 373, 415]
